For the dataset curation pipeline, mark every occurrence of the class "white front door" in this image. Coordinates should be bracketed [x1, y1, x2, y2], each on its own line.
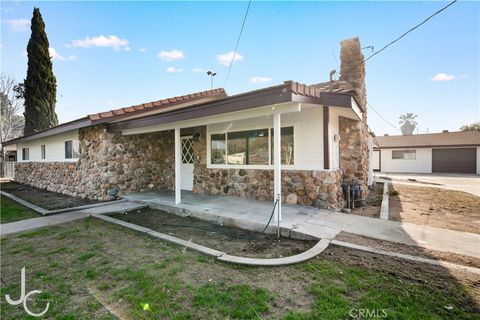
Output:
[181, 136, 194, 190]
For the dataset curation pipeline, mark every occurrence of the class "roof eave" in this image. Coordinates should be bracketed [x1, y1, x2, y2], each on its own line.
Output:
[3, 117, 91, 146]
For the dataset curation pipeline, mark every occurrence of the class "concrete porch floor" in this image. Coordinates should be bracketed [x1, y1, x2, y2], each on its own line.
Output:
[124, 191, 480, 258]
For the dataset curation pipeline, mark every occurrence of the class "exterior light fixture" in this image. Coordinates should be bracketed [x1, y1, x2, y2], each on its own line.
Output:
[207, 71, 217, 89]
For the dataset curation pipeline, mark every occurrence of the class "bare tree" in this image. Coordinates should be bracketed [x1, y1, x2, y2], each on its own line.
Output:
[1, 73, 25, 161]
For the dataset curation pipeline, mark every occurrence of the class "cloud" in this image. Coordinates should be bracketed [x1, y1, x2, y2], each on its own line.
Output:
[49, 48, 77, 61]
[250, 76, 272, 84]
[107, 100, 115, 106]
[217, 51, 243, 66]
[192, 68, 206, 73]
[166, 67, 183, 73]
[69, 35, 130, 51]
[158, 49, 184, 61]
[139, 48, 147, 53]
[49, 47, 66, 61]
[432, 73, 455, 82]
[4, 18, 30, 32]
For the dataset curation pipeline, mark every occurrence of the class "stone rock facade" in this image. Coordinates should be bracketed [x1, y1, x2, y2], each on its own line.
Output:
[191, 126, 343, 210]
[338, 37, 370, 195]
[15, 126, 175, 200]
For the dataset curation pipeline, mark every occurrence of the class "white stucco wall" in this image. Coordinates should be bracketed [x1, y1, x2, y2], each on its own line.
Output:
[329, 108, 340, 169]
[477, 147, 480, 175]
[207, 106, 326, 170]
[380, 148, 432, 173]
[367, 135, 374, 185]
[17, 130, 80, 162]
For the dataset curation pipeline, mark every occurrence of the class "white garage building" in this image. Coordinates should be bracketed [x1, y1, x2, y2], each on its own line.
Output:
[372, 130, 480, 174]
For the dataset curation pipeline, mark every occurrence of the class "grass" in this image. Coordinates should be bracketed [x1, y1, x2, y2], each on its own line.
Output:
[0, 195, 39, 224]
[1, 217, 478, 319]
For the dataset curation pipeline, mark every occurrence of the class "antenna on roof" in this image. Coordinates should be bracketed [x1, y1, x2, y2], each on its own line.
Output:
[207, 71, 217, 89]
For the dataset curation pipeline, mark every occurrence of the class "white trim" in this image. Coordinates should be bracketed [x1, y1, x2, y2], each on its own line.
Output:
[273, 111, 282, 222]
[174, 128, 181, 204]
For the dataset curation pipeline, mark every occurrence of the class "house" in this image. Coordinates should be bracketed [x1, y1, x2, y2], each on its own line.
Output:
[372, 130, 480, 174]
[4, 38, 370, 211]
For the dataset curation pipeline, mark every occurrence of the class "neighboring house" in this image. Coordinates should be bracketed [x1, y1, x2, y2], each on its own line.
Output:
[4, 38, 370, 210]
[372, 130, 480, 174]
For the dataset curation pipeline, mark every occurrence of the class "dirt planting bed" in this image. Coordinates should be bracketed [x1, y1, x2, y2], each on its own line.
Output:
[111, 208, 317, 258]
[0, 181, 101, 210]
[348, 182, 384, 218]
[389, 183, 480, 233]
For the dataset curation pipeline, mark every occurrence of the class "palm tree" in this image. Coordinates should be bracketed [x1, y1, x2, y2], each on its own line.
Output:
[459, 122, 480, 131]
[398, 113, 418, 136]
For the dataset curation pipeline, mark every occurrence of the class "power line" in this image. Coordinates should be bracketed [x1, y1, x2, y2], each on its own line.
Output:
[224, 0, 252, 87]
[364, 0, 457, 62]
[368, 102, 402, 133]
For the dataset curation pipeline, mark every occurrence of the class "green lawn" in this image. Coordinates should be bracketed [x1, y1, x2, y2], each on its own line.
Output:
[0, 195, 39, 224]
[0, 217, 478, 319]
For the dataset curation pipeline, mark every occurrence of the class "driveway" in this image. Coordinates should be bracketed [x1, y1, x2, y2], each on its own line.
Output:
[375, 172, 480, 197]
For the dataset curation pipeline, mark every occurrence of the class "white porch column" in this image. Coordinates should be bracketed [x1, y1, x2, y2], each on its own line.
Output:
[273, 111, 282, 222]
[174, 128, 181, 204]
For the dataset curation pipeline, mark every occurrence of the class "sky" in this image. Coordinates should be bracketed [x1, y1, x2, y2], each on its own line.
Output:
[1, 1, 479, 136]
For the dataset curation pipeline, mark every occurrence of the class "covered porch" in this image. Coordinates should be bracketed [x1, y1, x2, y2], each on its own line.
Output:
[107, 81, 363, 218]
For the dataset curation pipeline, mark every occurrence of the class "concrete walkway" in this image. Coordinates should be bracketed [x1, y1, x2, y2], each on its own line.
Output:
[126, 191, 480, 258]
[0, 201, 146, 236]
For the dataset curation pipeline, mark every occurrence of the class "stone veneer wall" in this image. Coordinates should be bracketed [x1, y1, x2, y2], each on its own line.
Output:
[191, 126, 343, 210]
[14, 126, 175, 200]
[338, 37, 370, 195]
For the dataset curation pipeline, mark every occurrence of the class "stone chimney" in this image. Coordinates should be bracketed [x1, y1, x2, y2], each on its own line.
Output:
[337, 37, 370, 199]
[339, 37, 367, 110]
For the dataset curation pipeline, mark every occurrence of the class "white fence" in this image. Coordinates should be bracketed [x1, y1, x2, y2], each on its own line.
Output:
[0, 162, 15, 179]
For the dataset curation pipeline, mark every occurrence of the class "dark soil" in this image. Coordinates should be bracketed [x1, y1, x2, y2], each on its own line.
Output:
[389, 183, 480, 233]
[349, 182, 383, 218]
[0, 181, 100, 210]
[111, 208, 317, 258]
[335, 231, 480, 268]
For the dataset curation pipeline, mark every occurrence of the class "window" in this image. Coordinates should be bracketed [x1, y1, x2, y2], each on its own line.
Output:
[22, 148, 29, 160]
[392, 149, 416, 160]
[41, 145, 46, 160]
[210, 126, 294, 166]
[271, 127, 294, 165]
[211, 134, 226, 164]
[65, 140, 80, 159]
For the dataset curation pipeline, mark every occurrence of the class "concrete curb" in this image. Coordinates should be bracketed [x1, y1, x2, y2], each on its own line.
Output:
[217, 239, 330, 266]
[93, 214, 329, 266]
[379, 182, 389, 220]
[1, 191, 49, 214]
[0, 190, 127, 216]
[331, 240, 480, 275]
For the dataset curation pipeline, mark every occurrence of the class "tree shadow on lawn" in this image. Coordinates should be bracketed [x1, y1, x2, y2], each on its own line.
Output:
[0, 216, 478, 319]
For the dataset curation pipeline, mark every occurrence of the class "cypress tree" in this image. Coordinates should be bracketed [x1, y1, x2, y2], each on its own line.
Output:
[23, 7, 58, 134]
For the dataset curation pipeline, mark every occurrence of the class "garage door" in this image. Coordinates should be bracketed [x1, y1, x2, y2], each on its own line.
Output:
[432, 148, 476, 173]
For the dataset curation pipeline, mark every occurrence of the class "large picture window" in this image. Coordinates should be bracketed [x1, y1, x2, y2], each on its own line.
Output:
[210, 127, 294, 166]
[392, 149, 416, 160]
